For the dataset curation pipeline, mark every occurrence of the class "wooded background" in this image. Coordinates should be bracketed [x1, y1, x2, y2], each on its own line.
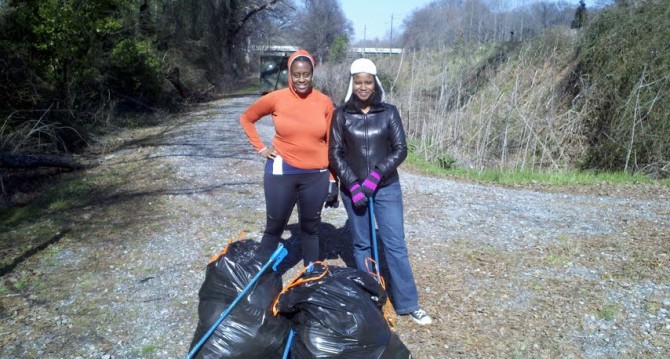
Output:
[0, 0, 667, 178]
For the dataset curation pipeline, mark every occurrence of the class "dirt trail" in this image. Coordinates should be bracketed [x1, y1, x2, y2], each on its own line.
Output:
[1, 95, 669, 358]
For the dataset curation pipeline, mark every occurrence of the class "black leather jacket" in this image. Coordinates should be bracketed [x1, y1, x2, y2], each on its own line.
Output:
[329, 102, 408, 189]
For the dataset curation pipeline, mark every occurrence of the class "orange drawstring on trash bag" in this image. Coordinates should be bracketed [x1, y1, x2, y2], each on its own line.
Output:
[272, 261, 329, 316]
[207, 230, 245, 264]
[365, 256, 397, 328]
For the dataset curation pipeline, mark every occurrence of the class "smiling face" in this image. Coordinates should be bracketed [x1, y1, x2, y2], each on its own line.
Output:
[352, 73, 375, 103]
[290, 60, 313, 95]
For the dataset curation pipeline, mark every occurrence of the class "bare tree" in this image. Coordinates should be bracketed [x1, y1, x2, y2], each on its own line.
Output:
[401, 0, 578, 50]
[155, 0, 295, 88]
[529, 1, 574, 32]
[290, 0, 353, 63]
[402, 0, 466, 49]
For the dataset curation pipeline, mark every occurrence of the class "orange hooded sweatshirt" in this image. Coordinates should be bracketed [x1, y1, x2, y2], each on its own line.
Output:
[240, 49, 334, 171]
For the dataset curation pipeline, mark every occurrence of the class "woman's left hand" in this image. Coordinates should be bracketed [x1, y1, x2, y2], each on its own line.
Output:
[260, 147, 276, 159]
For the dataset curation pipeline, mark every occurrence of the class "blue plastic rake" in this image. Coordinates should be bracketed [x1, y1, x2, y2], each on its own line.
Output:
[281, 261, 316, 359]
[369, 196, 381, 281]
[185, 243, 288, 359]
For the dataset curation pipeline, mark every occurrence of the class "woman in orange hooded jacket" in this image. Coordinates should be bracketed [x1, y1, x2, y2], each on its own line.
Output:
[240, 49, 336, 265]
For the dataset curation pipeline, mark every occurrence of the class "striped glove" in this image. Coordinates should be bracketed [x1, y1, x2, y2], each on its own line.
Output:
[361, 171, 381, 196]
[349, 183, 368, 208]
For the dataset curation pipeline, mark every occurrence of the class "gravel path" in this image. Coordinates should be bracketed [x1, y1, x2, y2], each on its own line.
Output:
[1, 95, 669, 358]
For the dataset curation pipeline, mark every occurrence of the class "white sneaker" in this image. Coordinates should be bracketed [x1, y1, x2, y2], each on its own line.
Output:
[409, 308, 432, 325]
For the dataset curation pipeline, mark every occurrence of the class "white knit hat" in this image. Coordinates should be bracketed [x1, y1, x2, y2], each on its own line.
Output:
[344, 58, 385, 102]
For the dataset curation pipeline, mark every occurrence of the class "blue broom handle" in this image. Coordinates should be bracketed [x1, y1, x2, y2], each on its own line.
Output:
[185, 243, 288, 359]
[281, 262, 316, 358]
[282, 329, 295, 359]
[369, 197, 381, 281]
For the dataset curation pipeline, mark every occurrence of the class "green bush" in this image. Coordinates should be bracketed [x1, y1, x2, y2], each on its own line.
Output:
[0, 0, 175, 152]
[107, 39, 164, 107]
[578, 0, 670, 176]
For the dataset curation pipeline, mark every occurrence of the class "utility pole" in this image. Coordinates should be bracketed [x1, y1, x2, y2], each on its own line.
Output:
[363, 25, 366, 56]
[389, 14, 393, 55]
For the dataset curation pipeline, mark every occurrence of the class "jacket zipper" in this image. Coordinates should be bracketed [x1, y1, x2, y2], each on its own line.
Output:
[364, 113, 370, 174]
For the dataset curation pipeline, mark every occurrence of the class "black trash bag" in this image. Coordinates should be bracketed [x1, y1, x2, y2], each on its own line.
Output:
[274, 263, 411, 359]
[189, 239, 290, 359]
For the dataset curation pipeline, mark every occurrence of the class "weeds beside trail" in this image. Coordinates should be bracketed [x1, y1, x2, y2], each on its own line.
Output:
[1, 96, 669, 358]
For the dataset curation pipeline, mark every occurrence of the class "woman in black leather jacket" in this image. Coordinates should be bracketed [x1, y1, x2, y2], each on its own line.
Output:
[328, 58, 432, 325]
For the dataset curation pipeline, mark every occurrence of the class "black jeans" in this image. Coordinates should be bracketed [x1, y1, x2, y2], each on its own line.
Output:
[259, 171, 329, 265]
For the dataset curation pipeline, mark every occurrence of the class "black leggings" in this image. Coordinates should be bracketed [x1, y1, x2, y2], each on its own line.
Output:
[259, 171, 329, 265]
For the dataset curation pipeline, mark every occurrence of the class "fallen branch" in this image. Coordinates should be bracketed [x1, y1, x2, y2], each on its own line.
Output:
[0, 153, 84, 170]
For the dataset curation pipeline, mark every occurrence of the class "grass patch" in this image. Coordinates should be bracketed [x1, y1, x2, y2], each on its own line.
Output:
[13, 277, 29, 290]
[555, 235, 582, 257]
[48, 198, 71, 211]
[404, 149, 662, 187]
[0, 206, 41, 227]
[233, 83, 260, 95]
[0, 174, 104, 268]
[0, 139, 164, 274]
[474, 169, 654, 186]
[611, 253, 660, 281]
[545, 254, 569, 266]
[227, 74, 261, 96]
[1, 175, 102, 229]
[0, 221, 60, 268]
[596, 302, 619, 320]
[644, 301, 662, 315]
[141, 345, 157, 354]
[39, 244, 62, 267]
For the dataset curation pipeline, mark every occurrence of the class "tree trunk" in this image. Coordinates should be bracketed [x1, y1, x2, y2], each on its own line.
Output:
[166, 67, 189, 99]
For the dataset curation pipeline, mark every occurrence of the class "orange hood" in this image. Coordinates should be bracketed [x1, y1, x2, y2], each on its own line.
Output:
[287, 49, 316, 97]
